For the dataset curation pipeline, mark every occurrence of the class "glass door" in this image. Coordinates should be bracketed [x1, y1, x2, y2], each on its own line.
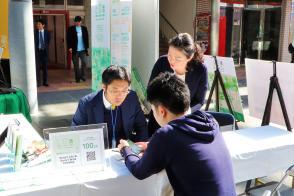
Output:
[241, 4, 281, 63]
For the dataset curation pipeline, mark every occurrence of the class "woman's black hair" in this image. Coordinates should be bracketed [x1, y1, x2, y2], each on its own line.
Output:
[168, 33, 203, 70]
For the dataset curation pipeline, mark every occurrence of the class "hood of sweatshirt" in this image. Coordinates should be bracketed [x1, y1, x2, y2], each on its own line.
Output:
[169, 110, 219, 142]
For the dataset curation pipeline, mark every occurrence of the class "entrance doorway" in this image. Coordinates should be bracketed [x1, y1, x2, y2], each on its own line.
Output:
[241, 5, 281, 63]
[34, 14, 67, 69]
[219, 1, 282, 65]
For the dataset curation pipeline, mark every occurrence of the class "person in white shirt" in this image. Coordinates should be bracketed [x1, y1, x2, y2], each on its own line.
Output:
[67, 16, 89, 83]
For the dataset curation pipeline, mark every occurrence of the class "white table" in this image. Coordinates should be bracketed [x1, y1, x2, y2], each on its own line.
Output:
[1, 114, 294, 195]
[0, 114, 169, 196]
[224, 125, 294, 183]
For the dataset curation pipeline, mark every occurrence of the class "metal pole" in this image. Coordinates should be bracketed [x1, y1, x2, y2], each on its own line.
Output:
[9, 0, 38, 114]
[210, 0, 220, 56]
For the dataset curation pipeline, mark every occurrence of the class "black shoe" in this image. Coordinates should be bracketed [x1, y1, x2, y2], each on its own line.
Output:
[76, 80, 80, 83]
[43, 83, 49, 87]
[81, 77, 86, 82]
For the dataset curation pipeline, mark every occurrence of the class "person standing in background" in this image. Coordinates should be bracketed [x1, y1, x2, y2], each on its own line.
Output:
[67, 16, 89, 83]
[34, 19, 50, 87]
[288, 41, 294, 63]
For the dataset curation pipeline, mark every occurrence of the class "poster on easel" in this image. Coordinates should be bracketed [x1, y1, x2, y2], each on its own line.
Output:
[91, 0, 132, 91]
[204, 55, 245, 121]
[245, 58, 294, 128]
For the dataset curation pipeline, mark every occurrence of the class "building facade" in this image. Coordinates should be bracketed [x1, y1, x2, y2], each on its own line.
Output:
[195, 0, 294, 64]
[32, 0, 87, 69]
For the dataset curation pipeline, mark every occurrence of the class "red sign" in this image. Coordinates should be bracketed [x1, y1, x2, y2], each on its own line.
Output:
[220, 0, 244, 4]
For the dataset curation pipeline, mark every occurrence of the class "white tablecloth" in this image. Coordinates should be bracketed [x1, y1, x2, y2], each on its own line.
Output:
[224, 126, 294, 183]
[1, 114, 294, 195]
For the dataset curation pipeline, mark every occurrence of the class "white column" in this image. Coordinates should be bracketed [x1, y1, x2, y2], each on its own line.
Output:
[210, 0, 220, 56]
[8, 0, 38, 114]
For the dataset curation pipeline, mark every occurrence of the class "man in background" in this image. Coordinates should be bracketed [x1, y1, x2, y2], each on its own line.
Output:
[34, 19, 50, 87]
[67, 16, 89, 83]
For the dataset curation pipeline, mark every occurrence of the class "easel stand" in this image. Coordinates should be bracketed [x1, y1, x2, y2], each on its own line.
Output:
[205, 56, 238, 129]
[245, 62, 293, 194]
[261, 61, 292, 131]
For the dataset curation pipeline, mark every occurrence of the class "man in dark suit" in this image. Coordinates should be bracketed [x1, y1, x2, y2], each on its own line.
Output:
[72, 65, 148, 148]
[67, 16, 89, 83]
[34, 19, 50, 87]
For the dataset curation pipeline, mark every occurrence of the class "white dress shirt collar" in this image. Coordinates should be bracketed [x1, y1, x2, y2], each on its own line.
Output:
[102, 91, 112, 110]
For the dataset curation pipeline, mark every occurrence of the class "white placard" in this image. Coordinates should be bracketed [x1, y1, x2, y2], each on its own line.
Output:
[245, 58, 294, 128]
[49, 129, 105, 169]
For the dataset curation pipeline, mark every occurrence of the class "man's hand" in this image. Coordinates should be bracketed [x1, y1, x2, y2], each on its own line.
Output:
[68, 48, 72, 53]
[135, 142, 148, 151]
[118, 139, 129, 151]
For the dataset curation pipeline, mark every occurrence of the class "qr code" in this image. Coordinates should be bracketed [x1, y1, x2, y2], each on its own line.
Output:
[86, 151, 96, 161]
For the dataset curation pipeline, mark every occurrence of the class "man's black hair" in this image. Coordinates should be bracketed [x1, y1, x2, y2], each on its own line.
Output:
[36, 19, 45, 25]
[147, 72, 190, 114]
[102, 65, 131, 85]
[74, 16, 82, 22]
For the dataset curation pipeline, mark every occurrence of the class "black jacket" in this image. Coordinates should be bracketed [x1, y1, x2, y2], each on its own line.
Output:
[72, 90, 149, 142]
[34, 29, 50, 53]
[67, 25, 89, 53]
[122, 111, 236, 196]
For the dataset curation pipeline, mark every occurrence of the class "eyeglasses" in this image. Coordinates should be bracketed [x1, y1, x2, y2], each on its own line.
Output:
[108, 89, 130, 95]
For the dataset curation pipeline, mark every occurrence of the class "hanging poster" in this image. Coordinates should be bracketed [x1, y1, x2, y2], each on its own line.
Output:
[91, 0, 132, 91]
[196, 14, 210, 54]
[111, 0, 132, 72]
[204, 55, 245, 121]
[91, 0, 111, 91]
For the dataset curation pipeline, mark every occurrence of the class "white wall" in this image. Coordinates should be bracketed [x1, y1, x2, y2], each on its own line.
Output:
[132, 0, 159, 86]
[160, 0, 195, 36]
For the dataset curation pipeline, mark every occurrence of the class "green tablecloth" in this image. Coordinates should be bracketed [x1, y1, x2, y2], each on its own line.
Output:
[0, 89, 32, 122]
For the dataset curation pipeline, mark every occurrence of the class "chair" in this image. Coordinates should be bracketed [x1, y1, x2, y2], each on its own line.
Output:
[206, 111, 235, 132]
[247, 165, 294, 196]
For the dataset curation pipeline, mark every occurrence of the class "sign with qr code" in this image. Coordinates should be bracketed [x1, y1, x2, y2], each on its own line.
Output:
[49, 129, 105, 169]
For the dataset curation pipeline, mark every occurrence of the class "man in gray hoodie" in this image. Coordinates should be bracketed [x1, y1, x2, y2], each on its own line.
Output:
[118, 72, 236, 196]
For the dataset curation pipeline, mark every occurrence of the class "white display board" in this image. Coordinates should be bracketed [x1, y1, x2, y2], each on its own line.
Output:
[245, 58, 294, 128]
[204, 55, 244, 121]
